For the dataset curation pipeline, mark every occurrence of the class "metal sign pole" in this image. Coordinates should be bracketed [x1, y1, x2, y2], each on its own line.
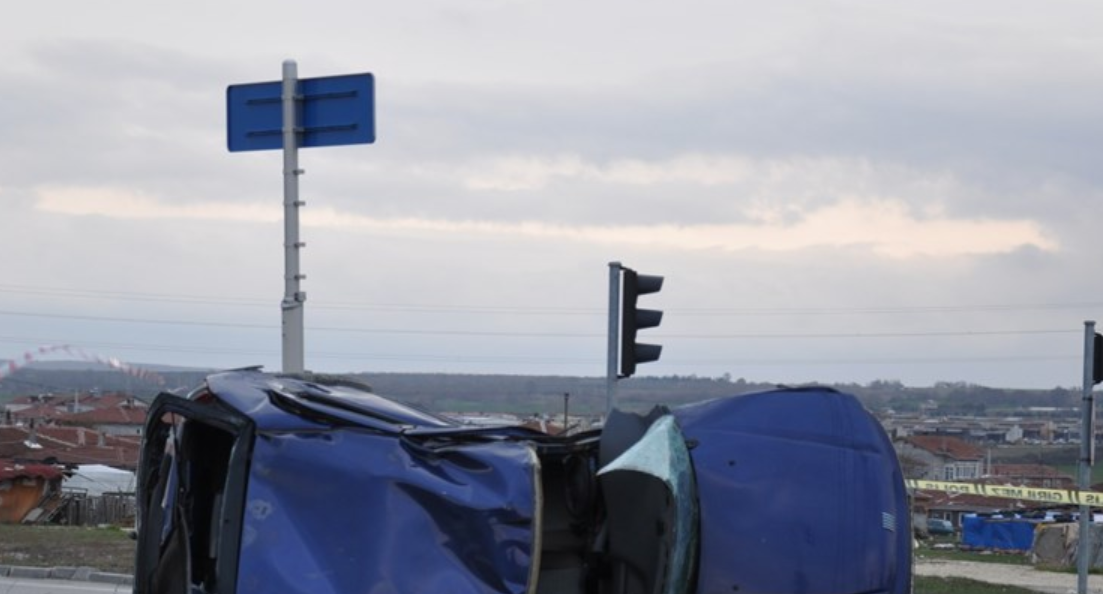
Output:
[229, 63, 375, 375]
[1078, 319, 1097, 594]
[606, 262, 621, 415]
[281, 60, 306, 374]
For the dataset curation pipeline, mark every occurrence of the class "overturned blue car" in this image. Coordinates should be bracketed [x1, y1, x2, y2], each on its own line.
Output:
[134, 369, 911, 594]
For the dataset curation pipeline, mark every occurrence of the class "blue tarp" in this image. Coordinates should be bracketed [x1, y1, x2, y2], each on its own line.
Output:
[962, 516, 1037, 551]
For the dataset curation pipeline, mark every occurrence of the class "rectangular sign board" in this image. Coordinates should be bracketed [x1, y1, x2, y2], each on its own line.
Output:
[227, 73, 375, 152]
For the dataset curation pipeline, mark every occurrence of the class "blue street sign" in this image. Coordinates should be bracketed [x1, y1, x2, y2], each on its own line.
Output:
[227, 73, 375, 152]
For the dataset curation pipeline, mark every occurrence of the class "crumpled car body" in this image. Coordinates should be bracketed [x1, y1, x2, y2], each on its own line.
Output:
[134, 369, 911, 594]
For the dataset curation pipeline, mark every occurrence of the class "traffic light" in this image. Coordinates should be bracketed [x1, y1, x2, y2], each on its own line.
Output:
[620, 268, 663, 377]
[1094, 332, 1102, 385]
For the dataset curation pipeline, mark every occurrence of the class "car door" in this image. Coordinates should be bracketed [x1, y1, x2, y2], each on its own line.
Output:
[136, 373, 544, 594]
[597, 407, 699, 594]
[233, 428, 542, 594]
[134, 393, 255, 594]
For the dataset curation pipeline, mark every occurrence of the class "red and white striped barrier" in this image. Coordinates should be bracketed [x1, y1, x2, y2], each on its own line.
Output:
[0, 344, 165, 386]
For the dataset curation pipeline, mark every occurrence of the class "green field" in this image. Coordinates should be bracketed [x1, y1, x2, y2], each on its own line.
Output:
[1055, 463, 1103, 485]
[0, 524, 1062, 592]
[0, 524, 135, 574]
[914, 576, 1041, 594]
[917, 539, 1031, 566]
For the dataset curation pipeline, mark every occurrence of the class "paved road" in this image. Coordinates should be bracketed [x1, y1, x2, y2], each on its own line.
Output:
[0, 576, 129, 594]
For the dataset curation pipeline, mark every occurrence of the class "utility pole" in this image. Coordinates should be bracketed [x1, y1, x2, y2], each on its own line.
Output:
[563, 392, 570, 436]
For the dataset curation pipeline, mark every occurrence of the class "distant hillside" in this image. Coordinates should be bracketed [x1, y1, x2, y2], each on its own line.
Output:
[359, 372, 754, 415]
[0, 360, 210, 373]
[1, 360, 109, 371]
[0, 365, 1085, 415]
[0, 366, 751, 413]
[0, 367, 210, 401]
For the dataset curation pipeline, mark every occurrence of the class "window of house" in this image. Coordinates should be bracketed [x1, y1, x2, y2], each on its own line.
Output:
[957, 464, 979, 479]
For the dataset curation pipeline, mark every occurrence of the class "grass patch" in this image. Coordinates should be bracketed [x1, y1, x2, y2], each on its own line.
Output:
[0, 524, 1064, 590]
[915, 576, 1045, 594]
[0, 524, 135, 574]
[1054, 463, 1103, 485]
[917, 547, 1031, 566]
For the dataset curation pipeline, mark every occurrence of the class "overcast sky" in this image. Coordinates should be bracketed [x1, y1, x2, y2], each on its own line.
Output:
[2, 1, 1102, 390]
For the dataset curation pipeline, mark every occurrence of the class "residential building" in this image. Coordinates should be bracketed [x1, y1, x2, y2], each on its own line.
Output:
[896, 435, 984, 481]
[989, 464, 1075, 489]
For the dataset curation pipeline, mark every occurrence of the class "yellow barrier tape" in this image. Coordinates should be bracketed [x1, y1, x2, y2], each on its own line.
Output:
[906, 479, 1103, 506]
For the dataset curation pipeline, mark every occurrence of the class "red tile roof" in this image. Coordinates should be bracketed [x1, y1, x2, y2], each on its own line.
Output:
[5, 391, 149, 428]
[4, 403, 65, 422]
[0, 426, 139, 469]
[0, 427, 36, 457]
[919, 489, 1019, 512]
[0, 459, 64, 482]
[6, 392, 143, 409]
[62, 405, 147, 426]
[904, 435, 984, 461]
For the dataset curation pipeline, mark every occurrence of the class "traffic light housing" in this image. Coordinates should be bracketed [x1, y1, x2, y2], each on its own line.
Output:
[620, 268, 663, 377]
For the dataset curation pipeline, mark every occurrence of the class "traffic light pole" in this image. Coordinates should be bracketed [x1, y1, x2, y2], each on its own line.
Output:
[1079, 320, 1098, 594]
[606, 262, 621, 415]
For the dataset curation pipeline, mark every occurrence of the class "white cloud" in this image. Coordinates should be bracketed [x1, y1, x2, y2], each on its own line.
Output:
[462, 154, 754, 191]
[35, 185, 1054, 259]
[455, 153, 956, 201]
[36, 187, 280, 223]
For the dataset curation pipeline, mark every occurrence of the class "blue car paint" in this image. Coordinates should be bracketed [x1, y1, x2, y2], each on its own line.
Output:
[189, 370, 540, 594]
[205, 370, 455, 432]
[238, 432, 539, 594]
[674, 387, 912, 594]
[136, 371, 910, 594]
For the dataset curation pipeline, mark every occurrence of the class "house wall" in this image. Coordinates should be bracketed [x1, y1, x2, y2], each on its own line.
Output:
[895, 443, 942, 479]
[0, 477, 48, 523]
[895, 442, 983, 481]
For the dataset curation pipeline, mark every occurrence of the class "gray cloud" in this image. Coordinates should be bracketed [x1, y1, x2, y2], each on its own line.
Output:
[2, 1, 1102, 388]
